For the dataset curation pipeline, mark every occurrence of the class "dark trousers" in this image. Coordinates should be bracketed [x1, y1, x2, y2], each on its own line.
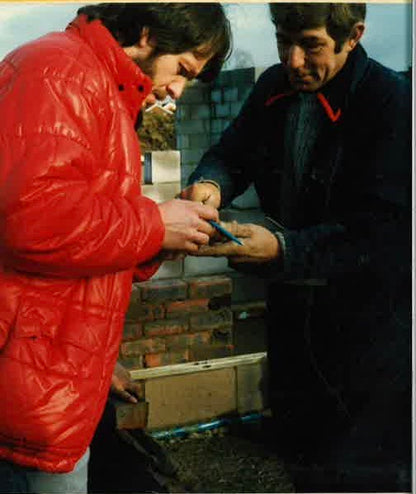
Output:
[266, 279, 411, 492]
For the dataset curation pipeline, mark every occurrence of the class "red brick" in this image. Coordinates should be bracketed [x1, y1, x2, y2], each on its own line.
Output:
[232, 301, 266, 320]
[125, 302, 165, 323]
[188, 275, 232, 300]
[118, 356, 145, 370]
[165, 298, 209, 318]
[122, 322, 144, 342]
[120, 337, 166, 357]
[144, 317, 188, 337]
[138, 279, 188, 302]
[189, 344, 235, 362]
[213, 326, 234, 345]
[165, 331, 212, 350]
[189, 308, 233, 331]
[114, 400, 148, 429]
[144, 350, 189, 368]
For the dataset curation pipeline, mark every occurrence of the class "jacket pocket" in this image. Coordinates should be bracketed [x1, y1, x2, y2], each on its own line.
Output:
[6, 296, 109, 379]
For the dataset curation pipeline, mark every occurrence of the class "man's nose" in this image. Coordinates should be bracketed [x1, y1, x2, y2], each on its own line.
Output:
[287, 45, 305, 70]
[166, 79, 187, 100]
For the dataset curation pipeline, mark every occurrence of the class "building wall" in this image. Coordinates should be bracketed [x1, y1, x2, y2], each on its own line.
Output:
[122, 68, 268, 372]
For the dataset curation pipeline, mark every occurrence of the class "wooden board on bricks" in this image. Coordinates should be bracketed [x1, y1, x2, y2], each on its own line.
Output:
[146, 368, 236, 430]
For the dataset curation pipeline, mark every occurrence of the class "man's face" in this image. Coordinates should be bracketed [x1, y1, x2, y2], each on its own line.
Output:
[124, 40, 211, 105]
[276, 25, 353, 92]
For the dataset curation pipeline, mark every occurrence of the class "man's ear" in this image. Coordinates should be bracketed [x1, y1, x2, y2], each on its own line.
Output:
[123, 27, 155, 63]
[138, 27, 156, 50]
[347, 22, 365, 51]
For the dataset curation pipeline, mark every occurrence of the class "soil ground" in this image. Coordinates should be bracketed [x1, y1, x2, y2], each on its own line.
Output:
[160, 425, 295, 493]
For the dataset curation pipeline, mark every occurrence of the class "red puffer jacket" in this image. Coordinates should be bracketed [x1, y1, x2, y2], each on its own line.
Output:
[0, 16, 164, 472]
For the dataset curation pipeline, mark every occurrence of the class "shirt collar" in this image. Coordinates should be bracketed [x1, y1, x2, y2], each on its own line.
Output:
[317, 43, 369, 119]
[266, 44, 369, 124]
[66, 15, 153, 123]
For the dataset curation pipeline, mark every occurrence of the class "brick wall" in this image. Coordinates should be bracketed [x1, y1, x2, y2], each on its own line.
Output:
[129, 67, 269, 371]
[119, 276, 236, 370]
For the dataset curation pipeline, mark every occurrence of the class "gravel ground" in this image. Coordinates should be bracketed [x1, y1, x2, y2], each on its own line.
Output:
[159, 427, 295, 493]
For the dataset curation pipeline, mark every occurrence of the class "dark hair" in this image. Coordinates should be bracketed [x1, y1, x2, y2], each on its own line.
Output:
[77, 3, 231, 82]
[269, 3, 366, 52]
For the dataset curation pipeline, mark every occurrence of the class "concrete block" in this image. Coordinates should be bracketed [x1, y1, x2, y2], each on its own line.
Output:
[211, 119, 224, 134]
[181, 149, 204, 164]
[175, 104, 191, 120]
[176, 134, 190, 149]
[189, 133, 211, 149]
[224, 87, 239, 102]
[215, 103, 230, 118]
[183, 254, 231, 277]
[190, 105, 211, 120]
[180, 166, 193, 188]
[150, 151, 180, 184]
[176, 119, 206, 135]
[180, 84, 210, 104]
[153, 258, 184, 280]
[210, 89, 222, 104]
[142, 182, 181, 203]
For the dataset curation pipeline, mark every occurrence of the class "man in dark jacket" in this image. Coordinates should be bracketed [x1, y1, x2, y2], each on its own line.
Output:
[181, 3, 411, 491]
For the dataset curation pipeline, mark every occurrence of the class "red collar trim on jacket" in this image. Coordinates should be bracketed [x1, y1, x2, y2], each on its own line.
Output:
[265, 92, 294, 106]
[66, 15, 153, 123]
[265, 90, 341, 123]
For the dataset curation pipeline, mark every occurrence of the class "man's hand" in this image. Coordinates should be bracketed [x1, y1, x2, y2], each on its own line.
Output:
[110, 362, 143, 404]
[179, 182, 221, 209]
[192, 221, 280, 263]
[158, 199, 218, 253]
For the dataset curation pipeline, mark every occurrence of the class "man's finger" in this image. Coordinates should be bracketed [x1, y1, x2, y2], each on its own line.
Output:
[194, 242, 244, 257]
[114, 387, 138, 404]
[220, 221, 253, 238]
[194, 203, 219, 222]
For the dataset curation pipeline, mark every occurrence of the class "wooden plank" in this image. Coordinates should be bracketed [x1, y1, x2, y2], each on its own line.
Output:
[129, 352, 267, 381]
[145, 368, 236, 430]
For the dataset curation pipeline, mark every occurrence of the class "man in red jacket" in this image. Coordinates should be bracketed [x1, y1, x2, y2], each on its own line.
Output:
[0, 3, 231, 493]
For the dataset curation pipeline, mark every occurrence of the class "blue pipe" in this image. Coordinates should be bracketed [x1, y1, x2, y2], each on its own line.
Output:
[150, 412, 263, 440]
